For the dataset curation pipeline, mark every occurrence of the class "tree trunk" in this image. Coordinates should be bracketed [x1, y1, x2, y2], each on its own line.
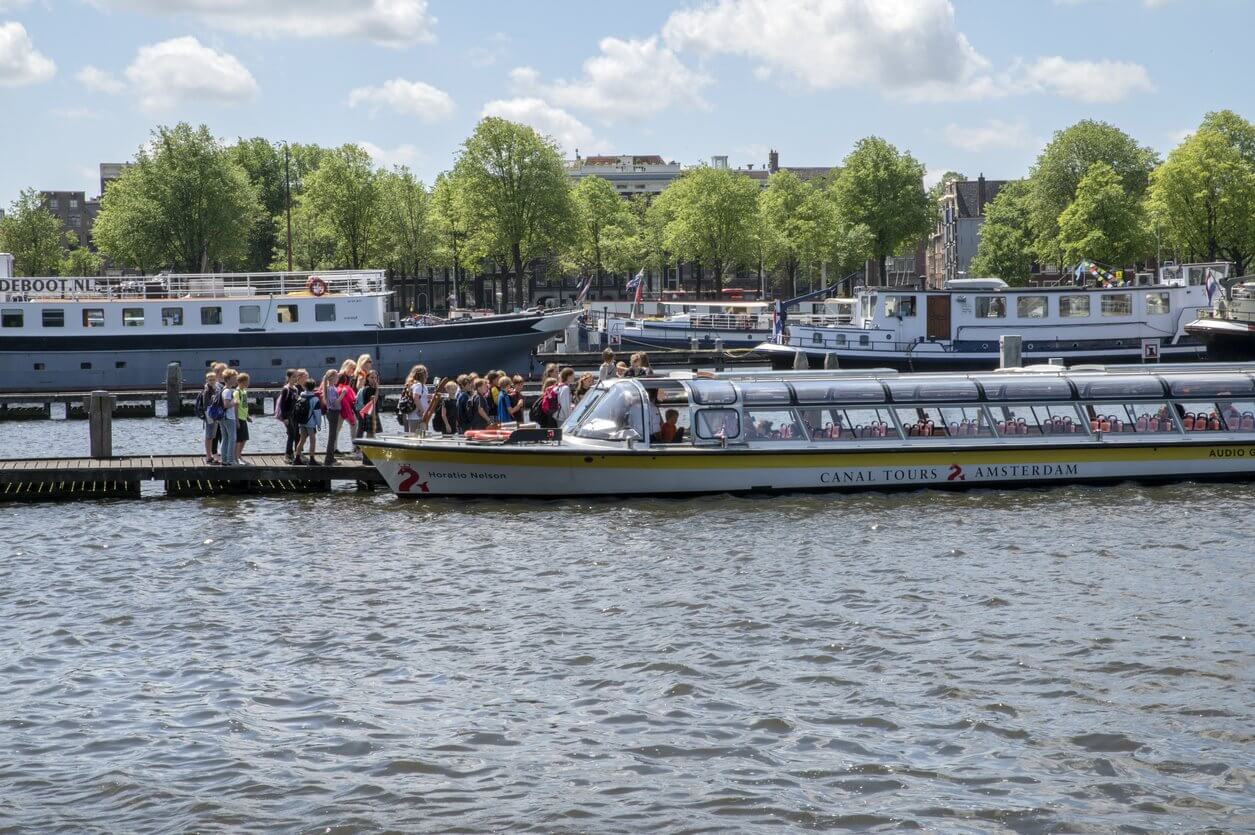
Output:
[511, 242, 526, 310]
[426, 266, 434, 314]
[693, 260, 702, 297]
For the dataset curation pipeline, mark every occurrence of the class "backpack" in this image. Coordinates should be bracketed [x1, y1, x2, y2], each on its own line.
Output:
[539, 386, 559, 417]
[206, 387, 226, 421]
[276, 386, 295, 420]
[355, 386, 368, 411]
[457, 391, 473, 427]
[293, 394, 312, 426]
[194, 387, 210, 420]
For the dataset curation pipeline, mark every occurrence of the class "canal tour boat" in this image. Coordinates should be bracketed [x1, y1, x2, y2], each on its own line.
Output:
[757, 262, 1231, 371]
[0, 269, 579, 392]
[356, 363, 1255, 498]
[1186, 277, 1255, 361]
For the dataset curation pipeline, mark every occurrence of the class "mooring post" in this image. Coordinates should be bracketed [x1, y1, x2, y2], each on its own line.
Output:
[999, 335, 1023, 369]
[793, 349, 810, 370]
[87, 390, 115, 459]
[824, 351, 840, 369]
[165, 363, 182, 417]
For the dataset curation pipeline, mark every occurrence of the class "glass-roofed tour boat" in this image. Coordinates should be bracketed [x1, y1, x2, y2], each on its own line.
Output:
[357, 363, 1255, 498]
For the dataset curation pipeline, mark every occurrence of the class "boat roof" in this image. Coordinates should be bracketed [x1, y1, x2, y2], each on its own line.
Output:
[662, 300, 769, 309]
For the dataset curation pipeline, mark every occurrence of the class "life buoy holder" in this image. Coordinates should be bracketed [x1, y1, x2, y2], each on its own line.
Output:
[307, 276, 328, 297]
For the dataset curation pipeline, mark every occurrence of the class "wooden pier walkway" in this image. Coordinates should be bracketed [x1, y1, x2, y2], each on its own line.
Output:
[0, 453, 383, 501]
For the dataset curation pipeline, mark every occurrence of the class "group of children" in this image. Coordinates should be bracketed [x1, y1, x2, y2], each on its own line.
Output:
[196, 363, 253, 465]
[272, 355, 394, 465]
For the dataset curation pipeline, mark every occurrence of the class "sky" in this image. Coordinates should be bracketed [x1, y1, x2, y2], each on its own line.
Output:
[0, 0, 1250, 206]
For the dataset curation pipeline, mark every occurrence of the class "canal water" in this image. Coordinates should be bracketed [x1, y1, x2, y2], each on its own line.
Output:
[1, 415, 1253, 832]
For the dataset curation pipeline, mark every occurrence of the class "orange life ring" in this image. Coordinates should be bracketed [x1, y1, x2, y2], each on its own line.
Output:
[307, 276, 328, 297]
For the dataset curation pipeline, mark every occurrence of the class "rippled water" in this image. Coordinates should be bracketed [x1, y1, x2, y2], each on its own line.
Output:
[1, 417, 1253, 832]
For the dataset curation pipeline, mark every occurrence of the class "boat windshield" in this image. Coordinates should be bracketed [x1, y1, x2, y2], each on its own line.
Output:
[687, 380, 738, 405]
[562, 387, 604, 433]
[570, 383, 644, 440]
[790, 380, 886, 404]
[1072, 376, 1165, 399]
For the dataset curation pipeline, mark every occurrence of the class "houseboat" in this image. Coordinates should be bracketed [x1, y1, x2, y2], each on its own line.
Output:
[600, 300, 774, 350]
[1186, 277, 1255, 361]
[757, 263, 1229, 371]
[0, 268, 579, 392]
[356, 363, 1255, 498]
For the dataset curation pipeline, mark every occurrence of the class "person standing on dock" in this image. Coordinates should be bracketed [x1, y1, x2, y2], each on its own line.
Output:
[276, 369, 300, 463]
[198, 372, 219, 465]
[294, 378, 322, 465]
[320, 369, 343, 464]
[234, 373, 251, 463]
[219, 369, 239, 466]
[403, 365, 429, 435]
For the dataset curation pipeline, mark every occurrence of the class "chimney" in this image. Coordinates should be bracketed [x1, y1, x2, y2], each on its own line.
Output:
[768, 149, 779, 173]
[747, 163, 754, 170]
[977, 173, 986, 216]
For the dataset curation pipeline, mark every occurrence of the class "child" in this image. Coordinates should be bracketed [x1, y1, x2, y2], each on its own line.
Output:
[660, 408, 679, 443]
[276, 368, 299, 463]
[234, 372, 251, 462]
[296, 379, 322, 465]
[434, 380, 459, 434]
[598, 349, 615, 382]
[199, 371, 218, 465]
[218, 369, 239, 465]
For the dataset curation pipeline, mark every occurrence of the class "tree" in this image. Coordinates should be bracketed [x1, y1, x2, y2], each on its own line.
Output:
[302, 144, 380, 269]
[1057, 162, 1151, 268]
[969, 181, 1034, 283]
[759, 171, 835, 297]
[1149, 115, 1255, 275]
[657, 166, 760, 294]
[429, 172, 474, 306]
[60, 231, 102, 277]
[377, 165, 433, 285]
[0, 188, 63, 275]
[565, 175, 639, 290]
[92, 123, 259, 272]
[830, 137, 932, 284]
[1028, 120, 1157, 266]
[453, 117, 574, 307]
[271, 196, 335, 271]
[230, 137, 285, 271]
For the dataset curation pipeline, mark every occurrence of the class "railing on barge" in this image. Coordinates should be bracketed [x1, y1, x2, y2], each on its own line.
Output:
[0, 269, 387, 302]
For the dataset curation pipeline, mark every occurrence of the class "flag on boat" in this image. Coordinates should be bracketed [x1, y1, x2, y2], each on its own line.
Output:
[1204, 268, 1220, 303]
[628, 268, 645, 307]
[574, 275, 592, 305]
[1073, 260, 1086, 286]
[772, 301, 784, 344]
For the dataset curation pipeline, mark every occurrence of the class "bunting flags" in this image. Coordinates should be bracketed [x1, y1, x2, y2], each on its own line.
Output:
[1073, 259, 1123, 287]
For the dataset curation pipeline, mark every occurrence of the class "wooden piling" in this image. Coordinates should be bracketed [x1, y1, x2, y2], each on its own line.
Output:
[87, 391, 115, 459]
[165, 363, 182, 417]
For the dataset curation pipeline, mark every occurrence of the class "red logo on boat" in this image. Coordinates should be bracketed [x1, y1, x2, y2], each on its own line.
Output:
[397, 464, 430, 493]
[947, 464, 966, 481]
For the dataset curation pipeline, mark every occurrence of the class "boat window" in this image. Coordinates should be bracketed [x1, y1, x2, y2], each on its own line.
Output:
[744, 408, 806, 441]
[884, 295, 917, 317]
[687, 380, 737, 405]
[1085, 402, 1178, 433]
[858, 334, 869, 346]
[1017, 296, 1048, 319]
[1059, 295, 1091, 318]
[1165, 374, 1255, 398]
[886, 379, 980, 402]
[42, 309, 64, 328]
[316, 303, 336, 322]
[976, 297, 1006, 319]
[804, 407, 898, 440]
[571, 383, 644, 440]
[162, 307, 183, 326]
[1073, 376, 1165, 399]
[240, 305, 261, 325]
[740, 382, 792, 405]
[277, 304, 299, 323]
[812, 332, 822, 344]
[201, 306, 222, 326]
[790, 379, 886, 404]
[989, 403, 1086, 436]
[897, 406, 992, 437]
[693, 408, 740, 441]
[83, 308, 105, 328]
[1, 309, 23, 328]
[1176, 401, 1255, 432]
[977, 377, 1072, 401]
[1101, 294, 1132, 316]
[562, 388, 603, 432]
[1146, 292, 1171, 315]
[122, 308, 144, 327]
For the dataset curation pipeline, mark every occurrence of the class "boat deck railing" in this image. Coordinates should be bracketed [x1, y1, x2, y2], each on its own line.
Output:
[2, 269, 387, 302]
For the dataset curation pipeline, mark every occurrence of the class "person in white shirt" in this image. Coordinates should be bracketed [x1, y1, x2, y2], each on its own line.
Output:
[646, 387, 663, 440]
[556, 367, 575, 422]
[597, 349, 616, 382]
[404, 364, 429, 433]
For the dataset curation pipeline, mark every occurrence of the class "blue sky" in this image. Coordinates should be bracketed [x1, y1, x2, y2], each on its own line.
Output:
[0, 0, 1249, 206]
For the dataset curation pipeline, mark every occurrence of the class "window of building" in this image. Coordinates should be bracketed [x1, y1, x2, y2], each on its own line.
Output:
[1101, 294, 1132, 316]
[1146, 292, 1171, 315]
[42, 309, 64, 328]
[1017, 296, 1048, 319]
[277, 304, 299, 323]
[976, 296, 1006, 318]
[1, 309, 23, 328]
[69, 198, 78, 208]
[884, 295, 917, 317]
[69, 215, 81, 228]
[315, 303, 336, 322]
[162, 307, 183, 326]
[240, 305, 261, 325]
[49, 198, 59, 209]
[1059, 295, 1091, 318]
[83, 308, 105, 327]
[201, 306, 222, 326]
[1086, 402, 1176, 433]
[122, 308, 144, 327]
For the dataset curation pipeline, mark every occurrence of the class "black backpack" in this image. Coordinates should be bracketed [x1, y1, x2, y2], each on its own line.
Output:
[193, 387, 210, 420]
[397, 387, 416, 426]
[293, 395, 312, 426]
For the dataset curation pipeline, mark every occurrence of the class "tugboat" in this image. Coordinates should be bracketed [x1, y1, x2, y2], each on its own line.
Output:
[1186, 277, 1255, 361]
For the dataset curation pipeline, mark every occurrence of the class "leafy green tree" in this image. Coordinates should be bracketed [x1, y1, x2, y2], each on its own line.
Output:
[1057, 162, 1151, 267]
[429, 172, 475, 305]
[0, 188, 63, 275]
[1149, 117, 1255, 274]
[657, 166, 760, 294]
[830, 137, 932, 284]
[93, 123, 259, 272]
[453, 117, 574, 306]
[377, 166, 433, 281]
[969, 180, 1035, 283]
[230, 137, 286, 271]
[759, 171, 835, 297]
[1028, 120, 1157, 266]
[271, 196, 335, 271]
[565, 175, 640, 289]
[60, 231, 102, 277]
[303, 144, 380, 269]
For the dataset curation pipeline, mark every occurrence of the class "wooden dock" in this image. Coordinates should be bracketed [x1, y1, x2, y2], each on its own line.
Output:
[0, 453, 383, 501]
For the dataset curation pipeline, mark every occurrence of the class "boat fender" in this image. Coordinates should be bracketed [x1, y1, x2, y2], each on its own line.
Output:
[307, 275, 328, 297]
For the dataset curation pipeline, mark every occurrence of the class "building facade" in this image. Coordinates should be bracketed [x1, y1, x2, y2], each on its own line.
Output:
[926, 175, 1009, 287]
[565, 154, 683, 197]
[40, 191, 100, 250]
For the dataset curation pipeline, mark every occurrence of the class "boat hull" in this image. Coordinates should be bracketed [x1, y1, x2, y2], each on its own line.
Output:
[1185, 318, 1255, 362]
[358, 437, 1255, 498]
[0, 310, 578, 392]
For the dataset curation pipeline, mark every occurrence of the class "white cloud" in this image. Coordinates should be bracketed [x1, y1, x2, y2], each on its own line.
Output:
[661, 0, 995, 102]
[480, 97, 604, 155]
[76, 65, 125, 94]
[124, 36, 258, 112]
[943, 119, 1034, 151]
[357, 141, 421, 170]
[510, 36, 710, 122]
[0, 21, 55, 87]
[91, 0, 435, 47]
[347, 78, 454, 122]
[1020, 56, 1153, 103]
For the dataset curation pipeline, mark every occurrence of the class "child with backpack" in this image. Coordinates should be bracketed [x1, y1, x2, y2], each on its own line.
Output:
[217, 369, 239, 466]
[294, 379, 322, 465]
[532, 377, 560, 428]
[234, 372, 251, 463]
[276, 368, 300, 462]
[198, 371, 218, 465]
